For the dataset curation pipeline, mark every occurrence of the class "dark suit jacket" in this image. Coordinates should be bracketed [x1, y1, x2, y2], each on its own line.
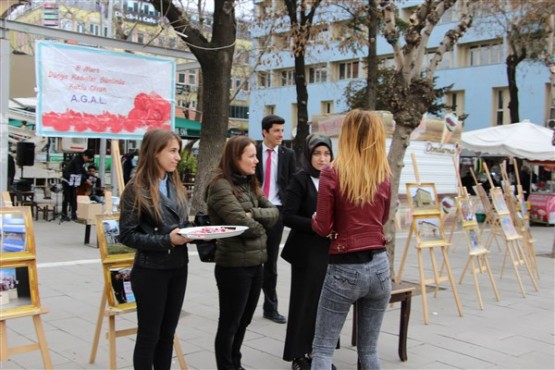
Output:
[281, 170, 330, 268]
[255, 143, 296, 206]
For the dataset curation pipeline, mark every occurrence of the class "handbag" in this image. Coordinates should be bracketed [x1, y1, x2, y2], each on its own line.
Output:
[193, 212, 216, 263]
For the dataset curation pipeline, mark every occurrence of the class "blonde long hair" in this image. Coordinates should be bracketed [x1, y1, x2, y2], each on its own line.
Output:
[332, 109, 391, 205]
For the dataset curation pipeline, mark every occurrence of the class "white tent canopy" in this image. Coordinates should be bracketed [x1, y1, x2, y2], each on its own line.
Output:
[460, 121, 555, 161]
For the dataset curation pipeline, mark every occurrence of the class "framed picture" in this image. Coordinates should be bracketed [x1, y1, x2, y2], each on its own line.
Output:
[457, 197, 477, 225]
[465, 228, 485, 253]
[96, 214, 135, 262]
[0, 207, 35, 260]
[103, 262, 136, 308]
[490, 188, 509, 214]
[499, 214, 519, 240]
[414, 216, 446, 245]
[0, 261, 40, 315]
[406, 183, 440, 214]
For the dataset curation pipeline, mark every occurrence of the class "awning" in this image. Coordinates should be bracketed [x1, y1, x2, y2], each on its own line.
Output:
[175, 117, 201, 138]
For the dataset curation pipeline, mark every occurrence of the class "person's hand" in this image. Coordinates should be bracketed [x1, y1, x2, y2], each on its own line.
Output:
[170, 228, 193, 246]
[245, 212, 252, 219]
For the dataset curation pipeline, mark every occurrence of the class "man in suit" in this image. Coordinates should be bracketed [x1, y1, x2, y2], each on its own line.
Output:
[256, 114, 297, 324]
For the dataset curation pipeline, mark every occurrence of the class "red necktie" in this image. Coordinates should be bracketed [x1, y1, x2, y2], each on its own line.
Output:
[263, 149, 272, 198]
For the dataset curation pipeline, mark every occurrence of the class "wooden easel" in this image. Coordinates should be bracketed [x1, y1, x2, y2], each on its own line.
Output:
[483, 165, 538, 297]
[455, 190, 501, 309]
[499, 160, 539, 279]
[1, 191, 13, 207]
[0, 207, 52, 368]
[0, 308, 52, 368]
[471, 166, 503, 252]
[89, 291, 187, 370]
[395, 154, 463, 324]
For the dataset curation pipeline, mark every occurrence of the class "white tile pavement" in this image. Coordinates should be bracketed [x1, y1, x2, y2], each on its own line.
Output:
[2, 218, 554, 370]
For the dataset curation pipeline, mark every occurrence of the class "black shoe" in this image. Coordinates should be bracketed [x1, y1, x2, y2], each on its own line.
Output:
[60, 215, 71, 222]
[292, 357, 311, 370]
[71, 214, 78, 221]
[263, 311, 286, 324]
[331, 364, 337, 370]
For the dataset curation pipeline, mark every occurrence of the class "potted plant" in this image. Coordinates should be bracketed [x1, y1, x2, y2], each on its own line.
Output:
[178, 150, 197, 184]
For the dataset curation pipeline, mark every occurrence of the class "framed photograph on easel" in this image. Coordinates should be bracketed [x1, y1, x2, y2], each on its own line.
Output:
[96, 214, 135, 263]
[406, 183, 440, 214]
[0, 261, 40, 314]
[0, 207, 36, 260]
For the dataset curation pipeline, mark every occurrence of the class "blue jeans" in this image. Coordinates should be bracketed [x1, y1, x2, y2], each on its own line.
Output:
[311, 252, 391, 370]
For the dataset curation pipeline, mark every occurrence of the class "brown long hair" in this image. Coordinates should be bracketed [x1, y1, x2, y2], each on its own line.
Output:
[210, 136, 261, 198]
[333, 109, 391, 205]
[130, 129, 187, 222]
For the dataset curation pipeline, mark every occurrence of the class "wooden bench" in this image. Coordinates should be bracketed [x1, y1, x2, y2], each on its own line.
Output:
[351, 282, 415, 362]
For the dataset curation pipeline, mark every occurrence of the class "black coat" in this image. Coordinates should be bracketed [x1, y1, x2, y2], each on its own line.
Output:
[119, 178, 190, 270]
[255, 144, 296, 206]
[281, 170, 330, 360]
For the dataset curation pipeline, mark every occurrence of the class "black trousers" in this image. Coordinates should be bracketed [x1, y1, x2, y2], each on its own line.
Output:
[215, 264, 263, 370]
[130, 264, 188, 370]
[262, 209, 284, 314]
[61, 182, 77, 218]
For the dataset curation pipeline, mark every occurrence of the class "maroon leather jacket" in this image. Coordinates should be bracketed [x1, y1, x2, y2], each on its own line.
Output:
[312, 166, 391, 255]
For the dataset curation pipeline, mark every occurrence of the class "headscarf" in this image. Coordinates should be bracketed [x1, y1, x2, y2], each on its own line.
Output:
[303, 133, 334, 178]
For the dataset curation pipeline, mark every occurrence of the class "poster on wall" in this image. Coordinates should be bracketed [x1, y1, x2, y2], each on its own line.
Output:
[35, 41, 175, 140]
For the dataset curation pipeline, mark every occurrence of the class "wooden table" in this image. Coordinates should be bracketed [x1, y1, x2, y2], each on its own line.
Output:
[351, 282, 415, 362]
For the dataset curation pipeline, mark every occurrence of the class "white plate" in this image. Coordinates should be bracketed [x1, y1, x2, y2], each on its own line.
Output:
[178, 225, 249, 240]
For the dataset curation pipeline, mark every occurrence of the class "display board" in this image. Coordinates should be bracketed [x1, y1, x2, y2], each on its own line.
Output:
[395, 170, 463, 324]
[95, 214, 135, 309]
[456, 195, 500, 309]
[0, 207, 52, 367]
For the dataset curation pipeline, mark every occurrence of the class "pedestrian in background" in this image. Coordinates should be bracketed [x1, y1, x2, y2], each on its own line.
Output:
[119, 129, 193, 370]
[206, 136, 279, 370]
[255, 114, 297, 324]
[311, 109, 392, 370]
[281, 134, 334, 370]
[61, 149, 94, 221]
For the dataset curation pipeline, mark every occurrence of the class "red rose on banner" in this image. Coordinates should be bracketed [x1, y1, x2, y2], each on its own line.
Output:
[41, 91, 171, 134]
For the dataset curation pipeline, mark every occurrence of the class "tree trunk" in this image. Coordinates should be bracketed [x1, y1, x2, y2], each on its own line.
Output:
[385, 122, 413, 277]
[191, 64, 231, 213]
[366, 0, 379, 110]
[507, 54, 520, 123]
[292, 55, 309, 160]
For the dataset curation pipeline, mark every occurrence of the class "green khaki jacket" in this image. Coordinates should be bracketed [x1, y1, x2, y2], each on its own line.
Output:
[206, 177, 278, 267]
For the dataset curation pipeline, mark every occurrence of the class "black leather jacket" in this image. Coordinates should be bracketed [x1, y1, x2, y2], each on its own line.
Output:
[119, 178, 190, 269]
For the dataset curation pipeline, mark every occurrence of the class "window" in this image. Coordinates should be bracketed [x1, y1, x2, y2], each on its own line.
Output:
[258, 72, 271, 88]
[229, 106, 249, 119]
[187, 70, 196, 85]
[444, 91, 465, 118]
[309, 65, 327, 84]
[280, 69, 295, 86]
[321, 101, 334, 114]
[178, 73, 185, 84]
[424, 50, 454, 70]
[89, 23, 100, 35]
[137, 33, 144, 44]
[338, 61, 359, 80]
[264, 105, 275, 116]
[493, 88, 510, 125]
[467, 41, 503, 66]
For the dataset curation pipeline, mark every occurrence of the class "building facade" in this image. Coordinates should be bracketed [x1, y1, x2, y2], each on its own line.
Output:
[247, 0, 553, 141]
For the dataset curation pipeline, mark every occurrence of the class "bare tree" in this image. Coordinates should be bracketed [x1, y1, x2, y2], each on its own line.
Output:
[148, 0, 236, 213]
[473, 0, 555, 123]
[280, 0, 324, 159]
[380, 0, 476, 256]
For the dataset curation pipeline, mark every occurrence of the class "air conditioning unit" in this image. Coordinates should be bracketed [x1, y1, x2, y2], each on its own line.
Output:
[546, 118, 555, 129]
[60, 137, 88, 153]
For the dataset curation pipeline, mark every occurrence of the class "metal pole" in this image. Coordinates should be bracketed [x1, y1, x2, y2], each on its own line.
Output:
[0, 29, 10, 193]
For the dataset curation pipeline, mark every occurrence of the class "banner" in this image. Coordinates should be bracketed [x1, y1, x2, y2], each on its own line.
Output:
[35, 41, 175, 140]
